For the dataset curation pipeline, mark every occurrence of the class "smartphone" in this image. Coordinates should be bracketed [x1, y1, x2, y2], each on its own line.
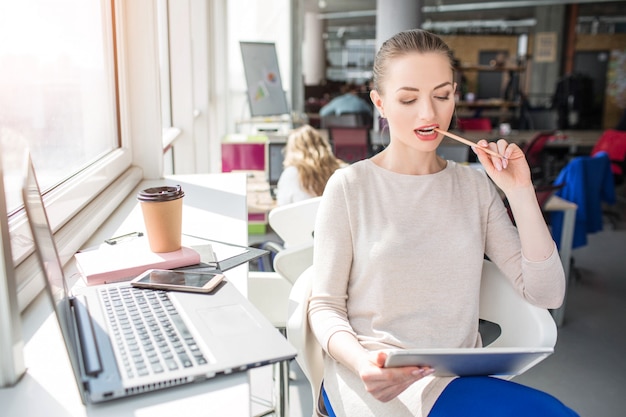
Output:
[130, 269, 225, 293]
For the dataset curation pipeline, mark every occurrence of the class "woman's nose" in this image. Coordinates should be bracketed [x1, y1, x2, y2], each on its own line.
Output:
[417, 98, 436, 121]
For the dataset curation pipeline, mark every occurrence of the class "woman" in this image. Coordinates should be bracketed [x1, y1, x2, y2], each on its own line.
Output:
[308, 29, 578, 416]
[276, 124, 343, 206]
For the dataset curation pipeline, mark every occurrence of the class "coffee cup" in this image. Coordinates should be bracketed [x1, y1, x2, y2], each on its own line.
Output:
[137, 185, 184, 253]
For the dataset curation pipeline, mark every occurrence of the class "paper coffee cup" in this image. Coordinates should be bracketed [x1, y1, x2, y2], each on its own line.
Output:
[137, 185, 184, 253]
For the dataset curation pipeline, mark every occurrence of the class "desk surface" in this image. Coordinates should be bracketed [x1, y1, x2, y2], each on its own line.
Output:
[0, 173, 257, 416]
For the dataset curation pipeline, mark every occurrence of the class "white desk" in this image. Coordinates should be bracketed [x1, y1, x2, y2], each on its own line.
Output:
[0, 173, 259, 416]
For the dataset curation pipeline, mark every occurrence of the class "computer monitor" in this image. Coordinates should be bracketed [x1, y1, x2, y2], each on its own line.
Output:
[267, 141, 286, 188]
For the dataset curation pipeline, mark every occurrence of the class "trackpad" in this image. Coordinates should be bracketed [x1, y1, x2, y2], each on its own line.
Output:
[197, 304, 262, 336]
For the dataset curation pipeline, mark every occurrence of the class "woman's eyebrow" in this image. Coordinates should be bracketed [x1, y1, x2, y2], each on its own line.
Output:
[395, 81, 453, 93]
[433, 81, 453, 90]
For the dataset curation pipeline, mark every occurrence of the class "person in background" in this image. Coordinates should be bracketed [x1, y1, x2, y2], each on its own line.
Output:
[308, 29, 578, 417]
[276, 124, 343, 206]
[319, 82, 373, 119]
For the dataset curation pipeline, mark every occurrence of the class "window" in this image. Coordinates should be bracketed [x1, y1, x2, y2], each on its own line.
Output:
[0, 0, 139, 311]
[0, 0, 120, 213]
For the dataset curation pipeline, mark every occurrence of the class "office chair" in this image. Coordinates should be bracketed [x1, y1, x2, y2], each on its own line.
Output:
[522, 130, 557, 184]
[286, 260, 558, 417]
[327, 126, 370, 164]
[268, 196, 321, 249]
[591, 129, 626, 199]
[551, 151, 617, 249]
[457, 117, 492, 132]
[253, 197, 321, 272]
[320, 113, 367, 129]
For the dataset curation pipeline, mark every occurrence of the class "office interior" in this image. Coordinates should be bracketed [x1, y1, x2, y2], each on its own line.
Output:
[1, 0, 626, 416]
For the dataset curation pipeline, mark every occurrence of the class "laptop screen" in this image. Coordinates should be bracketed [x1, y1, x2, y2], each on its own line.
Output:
[21, 153, 84, 391]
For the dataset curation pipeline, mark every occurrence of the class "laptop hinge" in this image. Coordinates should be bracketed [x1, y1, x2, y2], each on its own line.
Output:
[71, 295, 103, 376]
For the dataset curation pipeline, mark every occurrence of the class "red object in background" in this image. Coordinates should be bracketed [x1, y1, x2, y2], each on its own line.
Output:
[457, 117, 492, 131]
[221, 143, 265, 172]
[591, 129, 626, 177]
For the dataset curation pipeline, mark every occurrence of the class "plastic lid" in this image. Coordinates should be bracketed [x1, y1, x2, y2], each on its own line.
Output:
[137, 185, 184, 202]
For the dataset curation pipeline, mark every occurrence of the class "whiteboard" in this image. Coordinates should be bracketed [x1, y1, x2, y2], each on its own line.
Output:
[240, 41, 290, 117]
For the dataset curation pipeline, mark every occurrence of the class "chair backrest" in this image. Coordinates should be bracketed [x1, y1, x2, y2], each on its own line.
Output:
[273, 242, 313, 285]
[551, 152, 616, 249]
[286, 260, 558, 416]
[320, 113, 361, 128]
[591, 129, 626, 178]
[328, 126, 369, 164]
[478, 260, 557, 348]
[269, 196, 322, 247]
[457, 117, 492, 132]
[523, 131, 555, 166]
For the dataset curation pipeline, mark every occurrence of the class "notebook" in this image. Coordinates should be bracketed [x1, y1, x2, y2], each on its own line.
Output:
[384, 346, 553, 377]
[22, 154, 296, 404]
[74, 240, 201, 285]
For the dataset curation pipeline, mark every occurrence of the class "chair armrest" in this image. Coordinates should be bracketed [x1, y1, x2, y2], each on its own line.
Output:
[247, 271, 292, 328]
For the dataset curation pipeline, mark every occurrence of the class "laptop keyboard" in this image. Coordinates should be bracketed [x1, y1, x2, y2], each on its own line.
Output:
[100, 286, 208, 379]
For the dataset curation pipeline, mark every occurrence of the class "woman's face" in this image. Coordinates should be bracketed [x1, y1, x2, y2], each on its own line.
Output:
[372, 52, 456, 153]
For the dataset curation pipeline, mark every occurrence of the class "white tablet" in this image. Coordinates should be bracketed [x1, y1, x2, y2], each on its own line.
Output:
[383, 347, 553, 377]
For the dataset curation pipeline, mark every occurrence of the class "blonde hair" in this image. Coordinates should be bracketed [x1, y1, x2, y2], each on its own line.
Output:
[372, 29, 455, 95]
[283, 125, 342, 196]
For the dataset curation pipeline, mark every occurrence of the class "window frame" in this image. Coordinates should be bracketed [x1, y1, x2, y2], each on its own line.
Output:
[10, 0, 165, 311]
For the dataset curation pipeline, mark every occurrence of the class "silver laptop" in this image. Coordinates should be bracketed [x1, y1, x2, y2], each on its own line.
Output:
[21, 154, 296, 404]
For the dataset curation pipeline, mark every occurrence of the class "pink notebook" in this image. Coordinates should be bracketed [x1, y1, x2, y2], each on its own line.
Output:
[75, 239, 201, 286]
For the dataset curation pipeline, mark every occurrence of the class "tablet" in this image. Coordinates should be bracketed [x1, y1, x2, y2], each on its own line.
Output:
[383, 347, 553, 377]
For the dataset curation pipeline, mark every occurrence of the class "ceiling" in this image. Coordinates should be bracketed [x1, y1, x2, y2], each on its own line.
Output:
[305, 0, 626, 35]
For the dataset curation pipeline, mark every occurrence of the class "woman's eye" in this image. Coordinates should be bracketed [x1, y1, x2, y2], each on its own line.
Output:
[400, 99, 416, 105]
[435, 95, 450, 101]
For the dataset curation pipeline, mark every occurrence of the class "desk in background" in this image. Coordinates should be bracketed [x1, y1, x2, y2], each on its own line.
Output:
[0, 173, 263, 416]
[246, 170, 277, 234]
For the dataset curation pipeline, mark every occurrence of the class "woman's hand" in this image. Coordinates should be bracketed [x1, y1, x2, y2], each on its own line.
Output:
[357, 351, 434, 403]
[473, 139, 532, 193]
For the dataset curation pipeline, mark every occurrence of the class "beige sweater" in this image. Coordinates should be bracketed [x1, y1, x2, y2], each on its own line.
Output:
[308, 159, 565, 417]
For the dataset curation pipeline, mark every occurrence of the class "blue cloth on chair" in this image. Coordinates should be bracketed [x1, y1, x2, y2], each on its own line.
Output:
[551, 152, 616, 249]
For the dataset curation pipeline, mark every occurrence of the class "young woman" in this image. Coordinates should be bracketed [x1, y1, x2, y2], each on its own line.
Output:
[276, 124, 343, 206]
[308, 29, 578, 417]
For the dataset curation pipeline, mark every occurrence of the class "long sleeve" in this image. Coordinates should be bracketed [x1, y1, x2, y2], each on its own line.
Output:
[307, 160, 565, 417]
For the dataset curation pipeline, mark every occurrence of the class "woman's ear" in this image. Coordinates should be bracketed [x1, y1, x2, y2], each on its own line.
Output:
[370, 90, 384, 117]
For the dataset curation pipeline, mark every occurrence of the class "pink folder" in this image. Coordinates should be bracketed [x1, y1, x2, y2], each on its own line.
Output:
[75, 239, 201, 286]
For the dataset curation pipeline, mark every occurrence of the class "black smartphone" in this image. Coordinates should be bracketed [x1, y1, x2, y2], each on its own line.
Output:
[130, 269, 225, 293]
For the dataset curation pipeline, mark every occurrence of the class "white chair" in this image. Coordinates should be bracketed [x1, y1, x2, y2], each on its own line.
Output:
[286, 260, 558, 417]
[248, 242, 313, 328]
[268, 196, 322, 248]
[248, 196, 321, 327]
[246, 197, 321, 417]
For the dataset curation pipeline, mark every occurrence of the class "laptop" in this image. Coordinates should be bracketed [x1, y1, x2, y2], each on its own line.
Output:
[21, 154, 296, 404]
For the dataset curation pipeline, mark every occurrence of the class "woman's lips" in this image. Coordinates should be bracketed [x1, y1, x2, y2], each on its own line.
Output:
[414, 128, 438, 140]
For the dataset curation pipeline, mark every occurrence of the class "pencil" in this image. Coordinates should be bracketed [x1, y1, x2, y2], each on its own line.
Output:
[434, 128, 506, 160]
